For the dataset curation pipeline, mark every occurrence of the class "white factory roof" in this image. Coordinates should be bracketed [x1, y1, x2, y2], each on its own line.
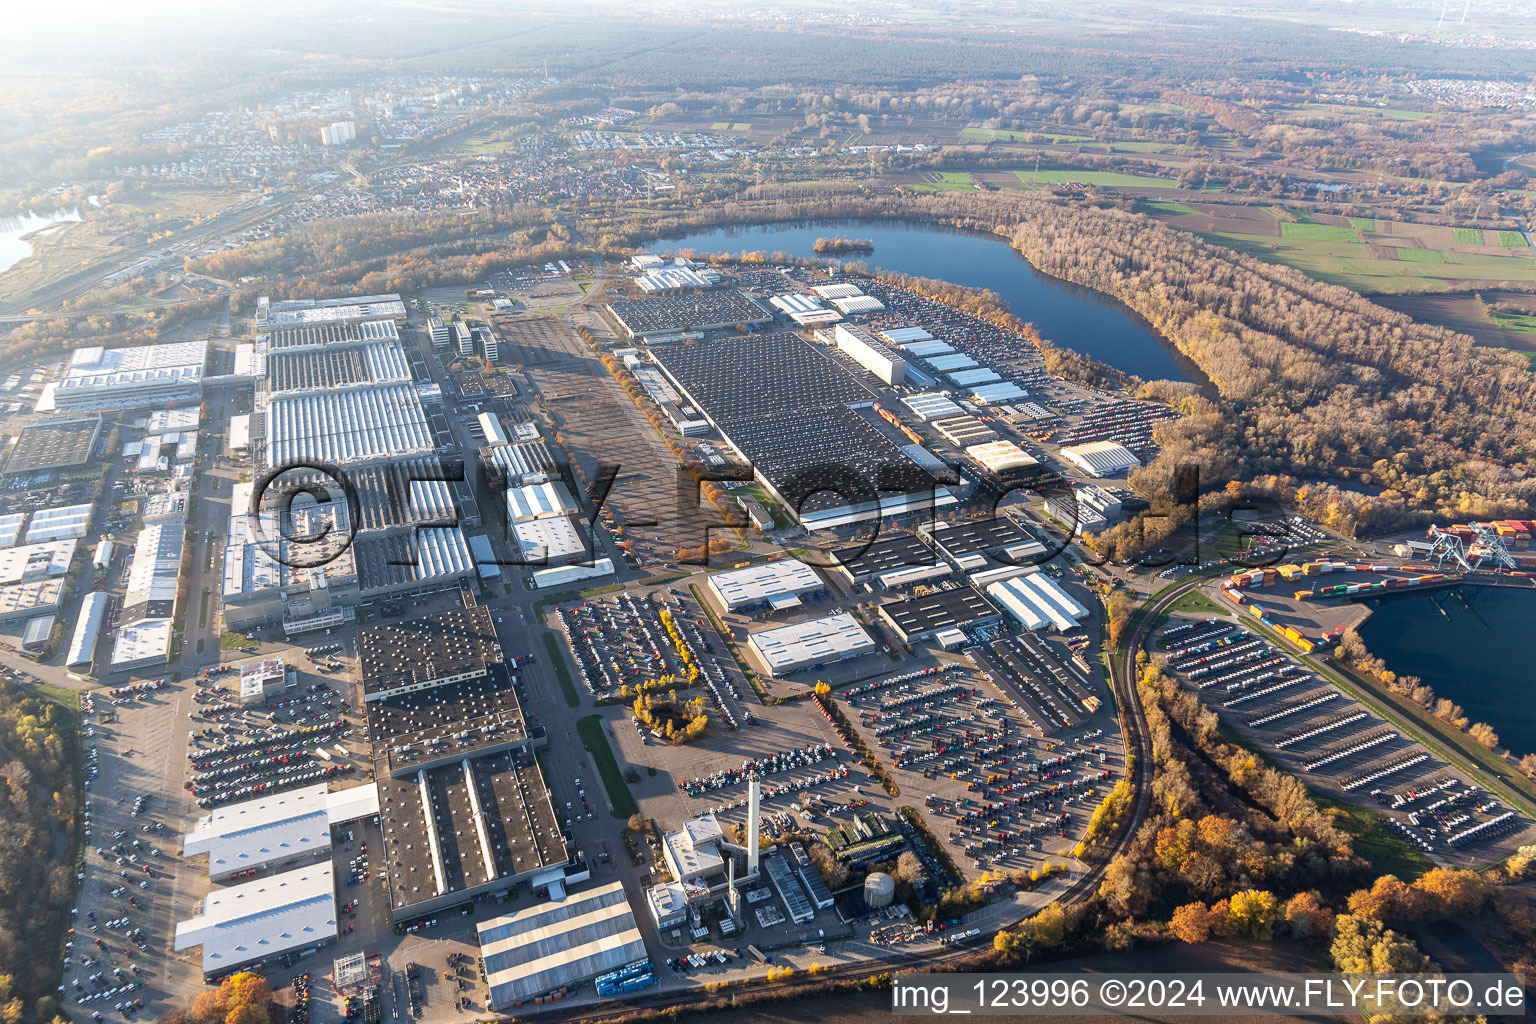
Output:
[478, 881, 646, 1008]
[927, 353, 978, 372]
[747, 612, 876, 674]
[903, 339, 955, 357]
[234, 343, 262, 379]
[811, 283, 864, 299]
[55, 341, 207, 401]
[110, 619, 173, 668]
[228, 414, 251, 453]
[174, 862, 337, 973]
[261, 293, 406, 326]
[706, 558, 822, 610]
[24, 503, 92, 543]
[985, 573, 1091, 633]
[66, 591, 109, 668]
[265, 385, 433, 468]
[530, 557, 614, 590]
[770, 293, 824, 315]
[946, 367, 1002, 386]
[663, 811, 725, 879]
[0, 578, 63, 620]
[830, 295, 886, 314]
[1059, 440, 1141, 477]
[637, 266, 721, 292]
[970, 381, 1029, 404]
[0, 538, 77, 584]
[484, 443, 552, 485]
[184, 782, 379, 879]
[505, 480, 578, 522]
[900, 393, 964, 421]
[0, 512, 25, 549]
[144, 490, 189, 523]
[124, 516, 184, 615]
[146, 407, 200, 432]
[879, 327, 933, 345]
[965, 440, 1039, 474]
[479, 412, 509, 446]
[512, 516, 587, 564]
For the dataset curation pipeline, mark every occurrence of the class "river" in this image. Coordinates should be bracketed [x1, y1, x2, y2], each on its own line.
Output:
[1356, 585, 1536, 757]
[0, 209, 82, 275]
[647, 219, 1196, 382]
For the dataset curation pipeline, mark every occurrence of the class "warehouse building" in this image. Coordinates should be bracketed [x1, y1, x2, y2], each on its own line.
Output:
[505, 480, 579, 522]
[478, 881, 646, 1009]
[605, 290, 772, 340]
[182, 782, 380, 881]
[985, 573, 1092, 633]
[1059, 440, 1141, 478]
[811, 283, 863, 300]
[51, 341, 208, 411]
[512, 516, 589, 566]
[66, 591, 109, 670]
[926, 353, 978, 372]
[830, 294, 886, 315]
[747, 612, 877, 676]
[881, 327, 934, 347]
[260, 319, 400, 353]
[705, 558, 825, 613]
[901, 393, 963, 422]
[902, 339, 954, 358]
[0, 539, 76, 584]
[531, 558, 615, 590]
[357, 607, 502, 702]
[946, 367, 1002, 388]
[877, 586, 1002, 644]
[112, 514, 185, 670]
[265, 341, 413, 395]
[651, 333, 957, 530]
[264, 385, 435, 469]
[1042, 485, 1124, 534]
[831, 532, 949, 589]
[24, 505, 91, 543]
[257, 293, 407, 328]
[933, 416, 998, 448]
[921, 518, 1048, 573]
[1, 416, 101, 476]
[832, 324, 906, 385]
[174, 862, 337, 980]
[969, 381, 1029, 404]
[769, 292, 843, 327]
[481, 439, 558, 487]
[0, 578, 64, 624]
[964, 440, 1038, 475]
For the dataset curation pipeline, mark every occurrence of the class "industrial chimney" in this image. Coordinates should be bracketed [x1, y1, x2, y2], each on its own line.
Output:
[746, 775, 761, 878]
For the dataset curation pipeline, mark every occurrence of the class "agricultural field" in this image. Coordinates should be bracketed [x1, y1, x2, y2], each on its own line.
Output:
[959, 126, 1092, 143]
[1011, 167, 1177, 189]
[912, 170, 978, 192]
[1374, 290, 1536, 364]
[1500, 230, 1530, 247]
[1141, 200, 1536, 294]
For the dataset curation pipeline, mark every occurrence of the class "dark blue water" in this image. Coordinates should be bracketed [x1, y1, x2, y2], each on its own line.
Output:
[1357, 586, 1536, 756]
[649, 219, 1195, 382]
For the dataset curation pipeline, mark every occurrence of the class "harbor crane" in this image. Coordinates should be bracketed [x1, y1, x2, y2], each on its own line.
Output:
[1425, 524, 1518, 573]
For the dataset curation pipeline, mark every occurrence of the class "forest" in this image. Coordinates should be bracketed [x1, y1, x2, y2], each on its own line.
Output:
[0, 684, 83, 1024]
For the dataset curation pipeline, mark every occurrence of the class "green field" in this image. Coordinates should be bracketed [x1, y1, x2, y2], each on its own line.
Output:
[914, 170, 978, 192]
[710, 121, 730, 129]
[577, 715, 638, 819]
[1348, 217, 1376, 232]
[1013, 168, 1176, 189]
[1500, 230, 1530, 247]
[1396, 247, 1446, 263]
[1142, 199, 1199, 215]
[1279, 221, 1359, 242]
[1493, 309, 1536, 336]
[1286, 103, 1431, 123]
[1313, 792, 1434, 880]
[1453, 227, 1485, 244]
[1193, 229, 1536, 294]
[730, 122, 751, 130]
[961, 126, 1091, 144]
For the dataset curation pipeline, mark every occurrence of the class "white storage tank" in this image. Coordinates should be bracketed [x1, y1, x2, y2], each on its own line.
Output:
[864, 871, 896, 908]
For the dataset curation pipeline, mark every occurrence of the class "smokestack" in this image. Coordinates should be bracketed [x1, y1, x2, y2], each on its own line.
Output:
[746, 775, 761, 878]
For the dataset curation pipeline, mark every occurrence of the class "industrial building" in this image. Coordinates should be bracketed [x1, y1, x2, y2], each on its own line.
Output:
[1042, 485, 1123, 534]
[478, 881, 646, 1009]
[831, 324, 906, 385]
[879, 326, 933, 346]
[811, 283, 863, 300]
[362, 608, 571, 920]
[877, 586, 1002, 644]
[969, 381, 1029, 404]
[964, 440, 1039, 475]
[0, 578, 64, 623]
[900, 393, 963, 422]
[705, 558, 825, 613]
[746, 612, 877, 675]
[512, 516, 589, 566]
[605, 290, 772, 340]
[933, 415, 998, 448]
[831, 532, 949, 589]
[946, 367, 1002, 388]
[257, 293, 407, 328]
[174, 863, 338, 980]
[265, 341, 412, 394]
[237, 656, 292, 705]
[651, 333, 957, 530]
[985, 573, 1092, 633]
[830, 294, 886, 315]
[0, 538, 76, 584]
[530, 558, 615, 590]
[24, 504, 91, 543]
[112, 514, 185, 671]
[182, 782, 379, 881]
[481, 439, 558, 486]
[264, 385, 435, 469]
[1, 416, 102, 476]
[66, 591, 109, 670]
[50, 341, 208, 411]
[261, 319, 401, 353]
[921, 518, 1048, 572]
[769, 292, 843, 327]
[1059, 440, 1141, 477]
[505, 480, 579, 522]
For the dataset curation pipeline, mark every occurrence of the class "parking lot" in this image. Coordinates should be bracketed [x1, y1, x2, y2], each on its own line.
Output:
[1157, 616, 1536, 866]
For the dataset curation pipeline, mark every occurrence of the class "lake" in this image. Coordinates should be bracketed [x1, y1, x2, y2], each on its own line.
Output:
[0, 209, 81, 275]
[648, 219, 1196, 382]
[1356, 585, 1536, 757]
